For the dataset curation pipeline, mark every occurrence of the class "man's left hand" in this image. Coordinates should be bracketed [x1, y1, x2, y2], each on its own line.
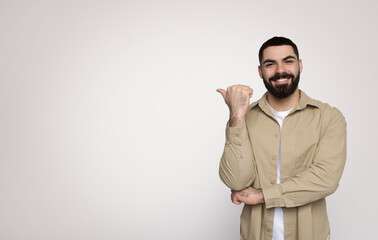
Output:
[231, 187, 265, 205]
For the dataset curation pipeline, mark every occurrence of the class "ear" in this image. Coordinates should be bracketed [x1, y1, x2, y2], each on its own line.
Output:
[299, 59, 303, 73]
[258, 65, 263, 78]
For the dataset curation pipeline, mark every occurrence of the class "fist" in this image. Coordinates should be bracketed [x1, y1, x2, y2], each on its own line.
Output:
[231, 187, 264, 206]
[217, 85, 253, 126]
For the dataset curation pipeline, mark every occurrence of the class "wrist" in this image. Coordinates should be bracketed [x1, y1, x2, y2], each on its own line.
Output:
[229, 115, 245, 127]
[258, 189, 265, 204]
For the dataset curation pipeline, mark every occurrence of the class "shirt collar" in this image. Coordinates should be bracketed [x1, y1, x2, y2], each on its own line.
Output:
[250, 90, 321, 115]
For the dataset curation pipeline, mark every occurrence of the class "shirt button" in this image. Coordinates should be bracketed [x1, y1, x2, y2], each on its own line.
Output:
[274, 134, 278, 137]
[267, 228, 272, 233]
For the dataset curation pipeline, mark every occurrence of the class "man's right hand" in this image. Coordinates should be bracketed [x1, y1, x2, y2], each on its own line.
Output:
[217, 85, 253, 127]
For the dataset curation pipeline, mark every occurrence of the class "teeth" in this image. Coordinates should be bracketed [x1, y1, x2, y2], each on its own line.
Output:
[276, 78, 288, 82]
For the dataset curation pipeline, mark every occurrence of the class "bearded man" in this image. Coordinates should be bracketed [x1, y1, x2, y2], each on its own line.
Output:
[217, 36, 346, 240]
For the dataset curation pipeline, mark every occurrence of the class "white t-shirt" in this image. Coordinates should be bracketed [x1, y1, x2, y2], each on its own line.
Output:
[267, 102, 293, 240]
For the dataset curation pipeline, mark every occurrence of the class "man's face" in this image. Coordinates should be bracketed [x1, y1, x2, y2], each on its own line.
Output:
[258, 45, 303, 98]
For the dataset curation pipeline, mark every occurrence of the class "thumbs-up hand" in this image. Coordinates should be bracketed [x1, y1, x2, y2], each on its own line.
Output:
[217, 85, 253, 127]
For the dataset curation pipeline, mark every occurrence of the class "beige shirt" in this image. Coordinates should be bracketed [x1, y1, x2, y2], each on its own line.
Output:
[219, 91, 347, 240]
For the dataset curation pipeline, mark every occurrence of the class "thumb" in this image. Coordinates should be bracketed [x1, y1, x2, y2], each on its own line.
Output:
[216, 88, 227, 99]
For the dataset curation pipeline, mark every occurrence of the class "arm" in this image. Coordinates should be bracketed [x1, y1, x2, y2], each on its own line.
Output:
[262, 108, 347, 208]
[217, 85, 256, 191]
[219, 122, 257, 190]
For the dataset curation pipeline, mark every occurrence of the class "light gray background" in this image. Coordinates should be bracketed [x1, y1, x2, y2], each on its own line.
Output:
[1, 0, 377, 239]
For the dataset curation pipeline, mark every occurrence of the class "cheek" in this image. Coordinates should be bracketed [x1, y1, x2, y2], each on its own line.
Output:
[262, 69, 274, 79]
[290, 65, 300, 74]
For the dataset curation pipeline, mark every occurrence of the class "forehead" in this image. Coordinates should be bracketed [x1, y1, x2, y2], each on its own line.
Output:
[262, 45, 297, 61]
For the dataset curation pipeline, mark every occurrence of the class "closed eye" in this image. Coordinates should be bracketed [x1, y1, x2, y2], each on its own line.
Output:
[283, 55, 297, 64]
[262, 59, 276, 67]
[263, 61, 275, 68]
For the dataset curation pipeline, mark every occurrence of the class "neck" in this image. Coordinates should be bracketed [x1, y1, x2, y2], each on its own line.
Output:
[267, 88, 300, 111]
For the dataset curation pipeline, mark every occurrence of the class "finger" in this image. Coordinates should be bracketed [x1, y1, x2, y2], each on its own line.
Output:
[232, 198, 240, 204]
[232, 196, 242, 205]
[216, 88, 227, 99]
[231, 193, 237, 202]
[248, 89, 253, 98]
[231, 192, 236, 201]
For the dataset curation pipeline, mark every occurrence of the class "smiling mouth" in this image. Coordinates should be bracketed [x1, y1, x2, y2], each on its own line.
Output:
[272, 78, 291, 84]
[275, 78, 289, 82]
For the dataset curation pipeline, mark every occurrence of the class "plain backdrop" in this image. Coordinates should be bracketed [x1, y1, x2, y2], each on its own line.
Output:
[1, 0, 377, 239]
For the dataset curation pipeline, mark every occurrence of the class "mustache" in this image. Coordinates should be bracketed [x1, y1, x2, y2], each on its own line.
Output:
[269, 73, 294, 82]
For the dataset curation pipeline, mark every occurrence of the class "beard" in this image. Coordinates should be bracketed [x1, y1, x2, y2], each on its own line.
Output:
[263, 71, 300, 98]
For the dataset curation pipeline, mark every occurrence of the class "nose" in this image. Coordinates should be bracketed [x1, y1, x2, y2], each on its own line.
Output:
[276, 62, 285, 74]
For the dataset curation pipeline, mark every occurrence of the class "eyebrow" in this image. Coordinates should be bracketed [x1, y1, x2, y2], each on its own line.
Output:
[283, 55, 297, 61]
[262, 55, 297, 65]
[262, 59, 275, 65]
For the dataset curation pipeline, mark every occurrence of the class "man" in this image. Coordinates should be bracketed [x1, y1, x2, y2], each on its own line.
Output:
[217, 37, 346, 240]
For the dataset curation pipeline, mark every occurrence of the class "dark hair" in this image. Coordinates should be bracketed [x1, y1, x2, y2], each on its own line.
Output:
[258, 36, 299, 63]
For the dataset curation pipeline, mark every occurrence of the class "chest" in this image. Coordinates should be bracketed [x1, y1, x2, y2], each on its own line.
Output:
[246, 109, 322, 181]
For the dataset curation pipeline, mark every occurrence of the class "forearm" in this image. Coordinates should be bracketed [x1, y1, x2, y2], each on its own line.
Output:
[219, 122, 256, 191]
[263, 156, 345, 208]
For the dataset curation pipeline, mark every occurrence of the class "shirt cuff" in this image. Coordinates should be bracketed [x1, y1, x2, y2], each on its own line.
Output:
[225, 122, 248, 146]
[262, 184, 285, 209]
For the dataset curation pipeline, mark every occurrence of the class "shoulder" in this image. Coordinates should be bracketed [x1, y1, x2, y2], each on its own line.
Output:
[302, 94, 346, 137]
[247, 93, 267, 113]
[248, 100, 260, 111]
[301, 91, 345, 121]
[311, 100, 344, 121]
